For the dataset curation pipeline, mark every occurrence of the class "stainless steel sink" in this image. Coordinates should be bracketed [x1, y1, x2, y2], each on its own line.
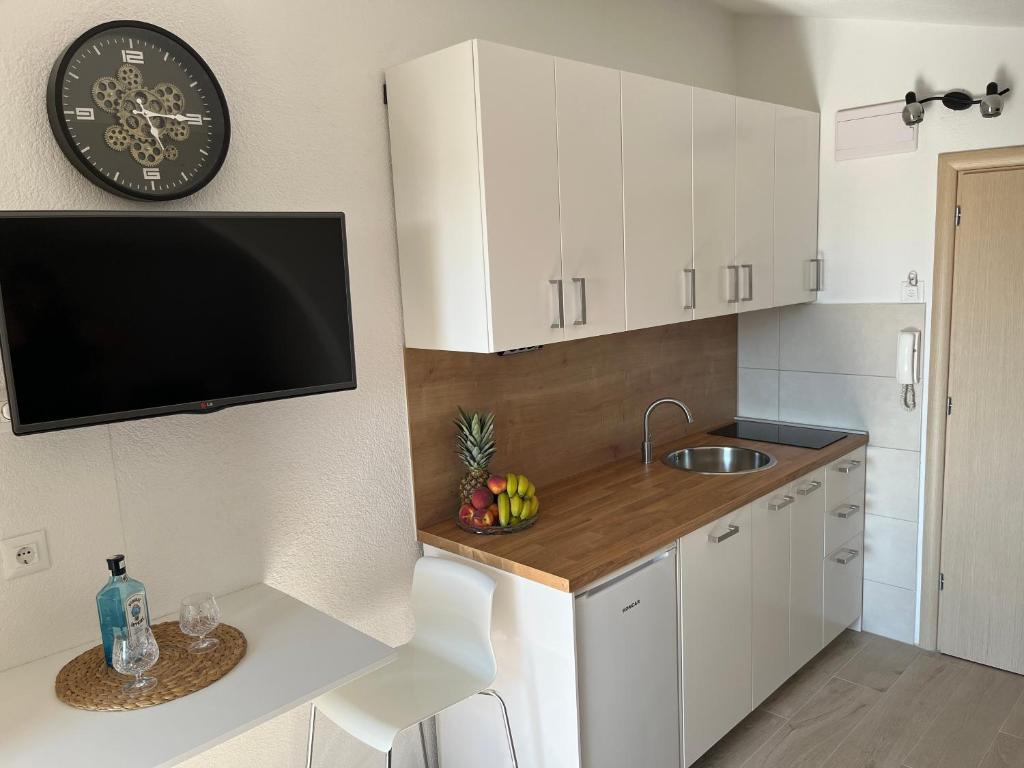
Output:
[663, 445, 776, 475]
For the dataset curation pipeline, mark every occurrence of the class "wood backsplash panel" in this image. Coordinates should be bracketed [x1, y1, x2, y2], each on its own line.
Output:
[404, 316, 738, 527]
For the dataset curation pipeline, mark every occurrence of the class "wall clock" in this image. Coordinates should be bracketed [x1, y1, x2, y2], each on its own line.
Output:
[46, 21, 230, 201]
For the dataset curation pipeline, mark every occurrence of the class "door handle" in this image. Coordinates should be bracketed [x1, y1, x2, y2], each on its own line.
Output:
[834, 504, 860, 519]
[549, 279, 564, 329]
[835, 549, 860, 565]
[796, 480, 822, 496]
[708, 524, 740, 544]
[572, 277, 587, 326]
[682, 268, 696, 310]
[741, 264, 754, 302]
[767, 495, 795, 511]
[810, 258, 824, 292]
[727, 265, 740, 303]
[835, 459, 862, 474]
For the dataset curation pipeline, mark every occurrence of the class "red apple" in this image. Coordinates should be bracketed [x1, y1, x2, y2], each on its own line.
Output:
[458, 504, 475, 526]
[486, 474, 508, 495]
[470, 487, 494, 510]
[474, 504, 498, 528]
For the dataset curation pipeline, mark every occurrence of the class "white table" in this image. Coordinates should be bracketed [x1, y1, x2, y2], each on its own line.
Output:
[0, 584, 396, 767]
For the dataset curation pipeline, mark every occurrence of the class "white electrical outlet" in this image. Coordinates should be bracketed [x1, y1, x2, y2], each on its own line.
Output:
[1, 530, 50, 580]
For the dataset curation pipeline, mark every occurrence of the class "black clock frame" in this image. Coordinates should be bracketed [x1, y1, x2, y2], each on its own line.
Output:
[46, 20, 231, 202]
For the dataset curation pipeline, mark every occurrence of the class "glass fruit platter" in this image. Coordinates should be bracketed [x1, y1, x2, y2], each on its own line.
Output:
[456, 472, 540, 535]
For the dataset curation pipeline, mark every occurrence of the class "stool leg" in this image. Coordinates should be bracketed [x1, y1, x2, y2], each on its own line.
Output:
[418, 720, 430, 768]
[305, 703, 317, 768]
[479, 690, 518, 768]
[386, 749, 392, 768]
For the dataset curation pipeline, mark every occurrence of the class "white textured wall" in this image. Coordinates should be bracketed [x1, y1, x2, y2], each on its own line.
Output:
[0, 1, 737, 766]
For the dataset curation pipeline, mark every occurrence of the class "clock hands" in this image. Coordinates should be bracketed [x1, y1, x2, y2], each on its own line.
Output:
[132, 98, 165, 151]
[132, 99, 189, 123]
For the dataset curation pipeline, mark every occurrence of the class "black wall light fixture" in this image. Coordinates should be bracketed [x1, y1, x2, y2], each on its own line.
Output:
[902, 82, 1010, 126]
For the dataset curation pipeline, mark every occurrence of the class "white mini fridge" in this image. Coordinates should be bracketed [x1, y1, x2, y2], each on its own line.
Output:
[574, 547, 681, 767]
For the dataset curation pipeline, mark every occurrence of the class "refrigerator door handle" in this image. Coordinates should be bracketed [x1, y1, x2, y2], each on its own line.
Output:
[579, 547, 676, 599]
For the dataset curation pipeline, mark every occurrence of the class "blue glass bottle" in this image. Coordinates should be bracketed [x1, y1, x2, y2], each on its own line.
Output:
[96, 554, 151, 667]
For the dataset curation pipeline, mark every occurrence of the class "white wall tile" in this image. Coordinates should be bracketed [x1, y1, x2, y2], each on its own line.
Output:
[738, 367, 780, 420]
[778, 371, 921, 450]
[862, 579, 916, 644]
[866, 447, 920, 522]
[863, 513, 918, 590]
[738, 308, 781, 369]
[779, 303, 926, 377]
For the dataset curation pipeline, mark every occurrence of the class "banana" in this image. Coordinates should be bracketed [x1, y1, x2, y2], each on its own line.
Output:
[498, 493, 511, 527]
[506, 473, 518, 497]
[510, 494, 523, 517]
[526, 481, 536, 499]
[517, 475, 530, 498]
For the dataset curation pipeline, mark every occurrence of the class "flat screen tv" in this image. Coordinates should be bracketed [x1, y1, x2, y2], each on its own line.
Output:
[0, 213, 355, 435]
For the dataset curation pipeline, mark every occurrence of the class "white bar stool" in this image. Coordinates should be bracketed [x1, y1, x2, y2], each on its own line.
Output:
[305, 557, 518, 767]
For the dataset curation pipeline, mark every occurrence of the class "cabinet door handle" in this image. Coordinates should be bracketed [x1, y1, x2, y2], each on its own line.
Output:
[571, 277, 588, 326]
[835, 459, 862, 474]
[768, 495, 795, 511]
[796, 480, 822, 496]
[708, 523, 740, 543]
[741, 264, 754, 302]
[810, 258, 824, 292]
[727, 265, 740, 303]
[834, 504, 860, 519]
[549, 279, 564, 329]
[682, 268, 696, 310]
[835, 549, 860, 565]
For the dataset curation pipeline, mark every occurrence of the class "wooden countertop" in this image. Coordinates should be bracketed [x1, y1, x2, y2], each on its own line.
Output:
[418, 428, 869, 592]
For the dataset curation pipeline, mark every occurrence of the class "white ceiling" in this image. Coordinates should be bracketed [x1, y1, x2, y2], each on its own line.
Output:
[712, 0, 1024, 27]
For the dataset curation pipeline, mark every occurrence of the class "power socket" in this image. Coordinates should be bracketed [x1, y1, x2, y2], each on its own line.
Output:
[1, 530, 50, 580]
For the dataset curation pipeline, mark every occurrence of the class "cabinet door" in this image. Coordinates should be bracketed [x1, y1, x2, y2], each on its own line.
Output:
[475, 41, 564, 351]
[680, 505, 752, 766]
[622, 72, 694, 331]
[790, 468, 826, 672]
[692, 88, 737, 320]
[555, 59, 626, 340]
[825, 533, 864, 645]
[736, 97, 775, 312]
[773, 105, 820, 307]
[751, 486, 792, 707]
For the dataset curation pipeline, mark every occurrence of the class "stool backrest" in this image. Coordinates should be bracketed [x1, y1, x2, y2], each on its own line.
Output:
[410, 557, 497, 684]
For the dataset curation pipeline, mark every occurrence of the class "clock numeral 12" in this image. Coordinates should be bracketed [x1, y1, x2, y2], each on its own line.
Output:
[183, 113, 203, 126]
[121, 49, 145, 64]
[143, 168, 161, 180]
[75, 107, 95, 121]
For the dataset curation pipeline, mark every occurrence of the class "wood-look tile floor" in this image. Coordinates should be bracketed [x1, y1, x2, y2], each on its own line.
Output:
[694, 630, 1024, 768]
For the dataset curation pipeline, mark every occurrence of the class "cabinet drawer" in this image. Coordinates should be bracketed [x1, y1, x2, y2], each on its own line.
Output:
[824, 533, 864, 645]
[825, 489, 865, 557]
[825, 446, 866, 511]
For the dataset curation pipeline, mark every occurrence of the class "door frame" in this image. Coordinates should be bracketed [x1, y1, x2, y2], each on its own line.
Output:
[920, 145, 1024, 650]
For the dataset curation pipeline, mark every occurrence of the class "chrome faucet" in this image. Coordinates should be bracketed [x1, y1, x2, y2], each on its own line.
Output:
[642, 398, 694, 464]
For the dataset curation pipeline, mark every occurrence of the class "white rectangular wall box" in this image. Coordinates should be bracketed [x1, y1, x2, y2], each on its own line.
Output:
[835, 101, 917, 161]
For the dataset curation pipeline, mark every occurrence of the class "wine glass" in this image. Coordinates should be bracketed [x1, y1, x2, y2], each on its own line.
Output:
[180, 592, 221, 653]
[112, 627, 160, 694]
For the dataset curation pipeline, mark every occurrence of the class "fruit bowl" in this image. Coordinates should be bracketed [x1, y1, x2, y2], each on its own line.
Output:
[455, 514, 538, 536]
[456, 472, 540, 535]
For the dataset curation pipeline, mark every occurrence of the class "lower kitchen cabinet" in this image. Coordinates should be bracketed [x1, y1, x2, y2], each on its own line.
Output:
[789, 467, 826, 672]
[825, 532, 864, 644]
[680, 506, 752, 766]
[751, 484, 794, 707]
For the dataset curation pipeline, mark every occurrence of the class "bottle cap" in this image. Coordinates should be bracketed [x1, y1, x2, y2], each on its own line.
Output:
[106, 554, 126, 576]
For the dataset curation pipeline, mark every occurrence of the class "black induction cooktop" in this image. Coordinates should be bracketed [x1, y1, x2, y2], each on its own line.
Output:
[709, 420, 848, 450]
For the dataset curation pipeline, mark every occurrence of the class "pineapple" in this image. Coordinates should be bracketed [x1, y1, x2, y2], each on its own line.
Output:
[454, 407, 496, 504]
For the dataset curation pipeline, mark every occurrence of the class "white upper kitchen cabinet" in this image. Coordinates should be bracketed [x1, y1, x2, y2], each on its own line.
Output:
[736, 97, 776, 312]
[692, 88, 738, 320]
[622, 72, 695, 331]
[773, 105, 821, 307]
[386, 40, 564, 353]
[751, 484, 793, 707]
[555, 58, 626, 341]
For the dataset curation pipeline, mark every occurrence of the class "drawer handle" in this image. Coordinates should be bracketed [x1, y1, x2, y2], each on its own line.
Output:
[768, 495, 795, 511]
[709, 524, 740, 544]
[572, 277, 588, 326]
[549, 279, 564, 329]
[835, 549, 860, 565]
[796, 480, 822, 496]
[835, 459, 862, 474]
[682, 268, 696, 310]
[834, 504, 861, 519]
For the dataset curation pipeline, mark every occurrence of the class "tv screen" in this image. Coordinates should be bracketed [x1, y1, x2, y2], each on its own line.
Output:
[0, 213, 355, 435]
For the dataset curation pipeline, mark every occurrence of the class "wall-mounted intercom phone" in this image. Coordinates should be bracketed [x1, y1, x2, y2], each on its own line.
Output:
[897, 327, 922, 411]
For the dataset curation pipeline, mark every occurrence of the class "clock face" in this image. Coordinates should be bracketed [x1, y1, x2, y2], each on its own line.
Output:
[47, 21, 230, 201]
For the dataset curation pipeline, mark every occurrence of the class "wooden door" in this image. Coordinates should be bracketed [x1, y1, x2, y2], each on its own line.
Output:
[554, 58, 626, 341]
[736, 97, 775, 312]
[475, 41, 564, 351]
[622, 72, 694, 331]
[939, 167, 1024, 673]
[789, 468, 825, 672]
[751, 485, 792, 707]
[692, 88, 737, 320]
[773, 105, 819, 307]
[680, 505, 752, 766]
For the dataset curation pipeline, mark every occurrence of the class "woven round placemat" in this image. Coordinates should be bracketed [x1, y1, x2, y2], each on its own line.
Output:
[55, 621, 247, 711]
